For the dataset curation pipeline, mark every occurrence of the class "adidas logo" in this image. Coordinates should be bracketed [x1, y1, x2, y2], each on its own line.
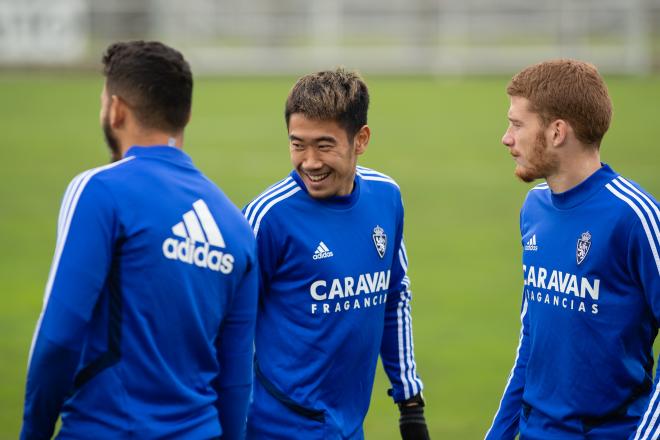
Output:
[162, 199, 234, 274]
[524, 234, 538, 251]
[313, 241, 334, 260]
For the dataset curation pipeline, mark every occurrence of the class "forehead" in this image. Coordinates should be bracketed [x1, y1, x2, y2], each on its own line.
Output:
[288, 113, 347, 140]
[508, 95, 538, 120]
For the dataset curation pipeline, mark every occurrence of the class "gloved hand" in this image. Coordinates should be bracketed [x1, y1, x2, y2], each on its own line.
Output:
[398, 393, 430, 440]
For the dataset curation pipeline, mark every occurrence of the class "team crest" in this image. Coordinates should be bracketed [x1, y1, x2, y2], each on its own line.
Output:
[372, 225, 387, 258]
[576, 231, 592, 265]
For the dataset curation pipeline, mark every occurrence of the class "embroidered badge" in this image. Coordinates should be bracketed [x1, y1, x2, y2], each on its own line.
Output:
[372, 225, 387, 258]
[576, 231, 592, 265]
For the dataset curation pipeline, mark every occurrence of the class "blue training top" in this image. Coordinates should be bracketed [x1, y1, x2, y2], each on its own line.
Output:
[486, 164, 660, 439]
[243, 167, 424, 438]
[21, 146, 258, 440]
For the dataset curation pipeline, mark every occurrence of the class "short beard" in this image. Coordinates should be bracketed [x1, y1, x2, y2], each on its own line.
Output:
[515, 130, 559, 183]
[102, 116, 122, 163]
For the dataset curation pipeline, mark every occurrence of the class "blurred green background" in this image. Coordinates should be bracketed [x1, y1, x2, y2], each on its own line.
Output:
[1, 73, 658, 439]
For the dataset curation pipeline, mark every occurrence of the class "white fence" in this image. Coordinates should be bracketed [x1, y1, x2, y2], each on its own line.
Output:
[1, 0, 658, 74]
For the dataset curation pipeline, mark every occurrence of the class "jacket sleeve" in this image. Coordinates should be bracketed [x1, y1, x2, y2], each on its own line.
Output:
[21, 175, 116, 439]
[214, 243, 259, 440]
[484, 294, 530, 440]
[485, 201, 533, 440]
[625, 195, 660, 440]
[380, 197, 424, 402]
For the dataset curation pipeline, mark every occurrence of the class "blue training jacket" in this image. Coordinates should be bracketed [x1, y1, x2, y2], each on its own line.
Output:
[486, 164, 660, 440]
[21, 146, 258, 440]
[243, 167, 424, 438]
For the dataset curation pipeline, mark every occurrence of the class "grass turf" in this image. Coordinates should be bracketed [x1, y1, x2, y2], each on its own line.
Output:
[1, 73, 658, 438]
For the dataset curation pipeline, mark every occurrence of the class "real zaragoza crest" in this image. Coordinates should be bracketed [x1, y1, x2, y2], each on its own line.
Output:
[372, 225, 387, 258]
[576, 231, 592, 265]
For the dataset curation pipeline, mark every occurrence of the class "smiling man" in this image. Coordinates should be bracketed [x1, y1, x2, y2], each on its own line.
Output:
[485, 59, 660, 439]
[243, 69, 429, 439]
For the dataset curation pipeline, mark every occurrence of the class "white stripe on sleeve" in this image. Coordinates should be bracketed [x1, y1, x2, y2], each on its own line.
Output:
[403, 289, 420, 396]
[28, 157, 135, 366]
[633, 381, 660, 440]
[397, 290, 412, 399]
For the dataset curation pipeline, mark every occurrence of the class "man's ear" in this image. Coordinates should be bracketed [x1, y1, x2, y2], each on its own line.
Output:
[549, 119, 569, 147]
[354, 125, 371, 155]
[109, 95, 127, 129]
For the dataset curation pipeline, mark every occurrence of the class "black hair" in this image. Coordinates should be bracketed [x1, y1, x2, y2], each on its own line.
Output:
[102, 40, 192, 132]
[285, 68, 369, 140]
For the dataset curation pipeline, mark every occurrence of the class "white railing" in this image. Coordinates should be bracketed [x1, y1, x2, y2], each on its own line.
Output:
[0, 0, 657, 74]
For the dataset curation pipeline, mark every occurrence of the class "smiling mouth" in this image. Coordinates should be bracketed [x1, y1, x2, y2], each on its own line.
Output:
[304, 171, 330, 183]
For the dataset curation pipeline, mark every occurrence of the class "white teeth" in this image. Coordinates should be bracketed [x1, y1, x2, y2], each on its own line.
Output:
[306, 172, 329, 182]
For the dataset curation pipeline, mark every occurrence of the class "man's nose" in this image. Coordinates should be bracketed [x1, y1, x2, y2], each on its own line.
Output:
[302, 149, 322, 169]
[502, 131, 514, 147]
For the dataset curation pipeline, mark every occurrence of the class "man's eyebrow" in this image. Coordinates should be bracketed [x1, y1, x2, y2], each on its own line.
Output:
[288, 134, 338, 143]
[315, 136, 337, 143]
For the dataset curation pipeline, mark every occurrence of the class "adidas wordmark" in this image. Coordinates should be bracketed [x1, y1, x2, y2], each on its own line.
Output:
[162, 199, 234, 274]
[313, 241, 334, 260]
[524, 234, 538, 251]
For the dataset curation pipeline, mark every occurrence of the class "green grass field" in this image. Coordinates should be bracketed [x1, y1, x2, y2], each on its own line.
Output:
[1, 73, 658, 439]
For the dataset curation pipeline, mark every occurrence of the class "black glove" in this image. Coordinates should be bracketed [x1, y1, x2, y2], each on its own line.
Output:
[397, 393, 430, 440]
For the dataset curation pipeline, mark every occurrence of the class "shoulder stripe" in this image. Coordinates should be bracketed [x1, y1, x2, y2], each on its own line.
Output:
[617, 177, 660, 226]
[530, 183, 549, 191]
[357, 165, 390, 176]
[613, 178, 660, 247]
[28, 157, 135, 366]
[484, 298, 529, 439]
[357, 166, 400, 188]
[606, 183, 660, 277]
[251, 186, 302, 236]
[359, 174, 400, 188]
[245, 178, 296, 226]
[357, 166, 395, 178]
[244, 177, 293, 221]
[57, 171, 90, 240]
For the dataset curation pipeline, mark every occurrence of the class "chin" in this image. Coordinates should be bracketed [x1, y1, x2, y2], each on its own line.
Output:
[515, 166, 541, 183]
[306, 188, 331, 199]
